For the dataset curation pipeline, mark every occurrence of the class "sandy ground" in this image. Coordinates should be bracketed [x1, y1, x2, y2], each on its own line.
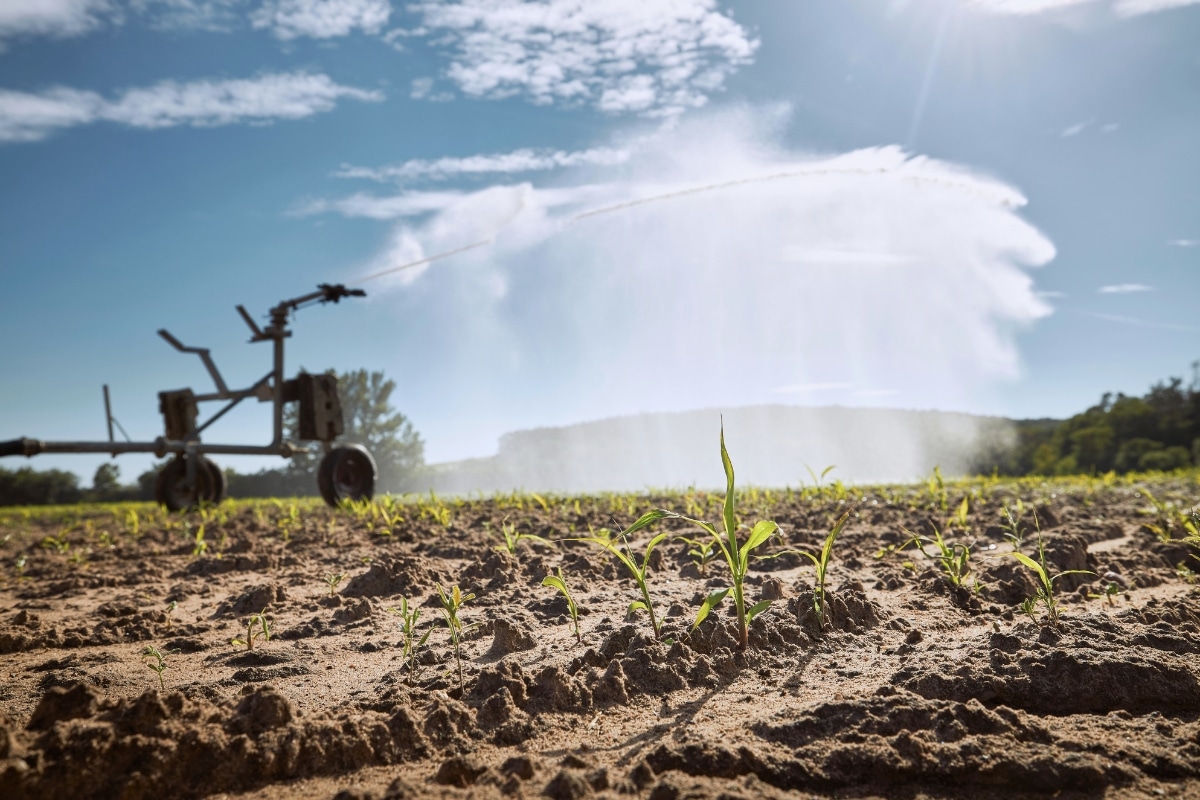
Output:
[1, 476, 1199, 800]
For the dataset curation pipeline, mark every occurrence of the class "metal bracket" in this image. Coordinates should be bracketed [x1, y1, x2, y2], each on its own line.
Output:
[157, 329, 230, 396]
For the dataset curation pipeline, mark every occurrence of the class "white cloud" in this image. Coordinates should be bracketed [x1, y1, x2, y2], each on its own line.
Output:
[963, 0, 1200, 14]
[1113, 0, 1200, 15]
[309, 106, 1056, 436]
[772, 382, 852, 394]
[0, 87, 102, 142]
[251, 0, 391, 39]
[1076, 310, 1198, 332]
[0, 0, 111, 39]
[1097, 283, 1154, 293]
[407, 0, 758, 116]
[1059, 119, 1091, 137]
[1168, 238, 1198, 247]
[130, 0, 245, 33]
[0, 72, 382, 143]
[334, 145, 631, 183]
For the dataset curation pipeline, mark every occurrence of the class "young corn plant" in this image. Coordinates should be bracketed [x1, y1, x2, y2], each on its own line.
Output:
[896, 525, 974, 589]
[1139, 488, 1179, 542]
[541, 567, 581, 644]
[804, 464, 837, 489]
[323, 572, 346, 596]
[191, 524, 207, 558]
[677, 536, 717, 576]
[142, 644, 171, 690]
[926, 466, 949, 513]
[232, 609, 271, 650]
[769, 512, 849, 629]
[574, 526, 671, 639]
[620, 426, 780, 650]
[1000, 501, 1026, 551]
[437, 584, 477, 692]
[494, 520, 549, 556]
[996, 538, 1093, 627]
[389, 597, 432, 685]
[949, 495, 971, 533]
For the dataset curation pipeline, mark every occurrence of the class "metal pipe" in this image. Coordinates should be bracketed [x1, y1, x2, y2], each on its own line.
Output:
[194, 393, 247, 436]
[272, 333, 284, 447]
[103, 385, 114, 450]
[5, 439, 310, 458]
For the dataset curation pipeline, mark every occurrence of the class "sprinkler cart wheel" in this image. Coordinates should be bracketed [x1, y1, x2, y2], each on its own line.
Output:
[201, 456, 227, 505]
[318, 445, 376, 507]
[154, 456, 215, 512]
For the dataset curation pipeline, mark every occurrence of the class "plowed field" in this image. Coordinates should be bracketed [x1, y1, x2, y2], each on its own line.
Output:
[2, 474, 1199, 800]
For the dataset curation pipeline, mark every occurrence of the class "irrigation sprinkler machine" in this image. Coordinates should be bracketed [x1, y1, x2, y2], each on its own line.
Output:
[0, 284, 377, 511]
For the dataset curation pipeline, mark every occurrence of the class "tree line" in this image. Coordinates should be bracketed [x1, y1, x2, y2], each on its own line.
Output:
[977, 361, 1200, 476]
[0, 369, 425, 506]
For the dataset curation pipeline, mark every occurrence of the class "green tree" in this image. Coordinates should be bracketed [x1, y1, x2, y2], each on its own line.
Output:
[92, 463, 122, 499]
[0, 467, 82, 506]
[287, 369, 425, 492]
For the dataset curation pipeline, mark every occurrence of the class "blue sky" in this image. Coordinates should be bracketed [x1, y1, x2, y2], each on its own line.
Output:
[1, 0, 1198, 484]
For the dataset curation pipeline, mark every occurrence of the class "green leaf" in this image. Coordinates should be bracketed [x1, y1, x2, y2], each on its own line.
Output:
[542, 575, 568, 594]
[417, 630, 433, 646]
[692, 588, 729, 631]
[628, 600, 648, 616]
[622, 510, 672, 536]
[996, 551, 1048, 585]
[720, 423, 737, 550]
[641, 531, 672, 571]
[746, 599, 773, 623]
[739, 520, 779, 563]
[1049, 569, 1095, 584]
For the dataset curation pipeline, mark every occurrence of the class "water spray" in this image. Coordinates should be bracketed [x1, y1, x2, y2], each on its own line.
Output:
[349, 155, 1021, 285]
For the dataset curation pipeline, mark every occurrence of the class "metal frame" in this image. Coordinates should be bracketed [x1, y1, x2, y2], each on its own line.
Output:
[1, 283, 365, 491]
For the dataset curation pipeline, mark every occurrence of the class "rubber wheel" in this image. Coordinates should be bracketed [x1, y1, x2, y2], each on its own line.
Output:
[154, 456, 214, 512]
[317, 445, 377, 507]
[200, 456, 227, 505]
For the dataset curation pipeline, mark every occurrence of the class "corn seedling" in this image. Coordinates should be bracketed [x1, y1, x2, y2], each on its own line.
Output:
[232, 609, 271, 650]
[768, 512, 849, 629]
[191, 524, 207, 558]
[388, 597, 432, 684]
[995, 538, 1093, 627]
[141, 645, 171, 690]
[276, 503, 300, 541]
[894, 525, 974, 589]
[677, 536, 717, 576]
[1104, 581, 1121, 606]
[541, 567, 581, 644]
[575, 523, 671, 639]
[1138, 488, 1181, 542]
[926, 466, 949, 513]
[1000, 501, 1026, 551]
[164, 600, 178, 630]
[41, 532, 70, 554]
[620, 427, 779, 650]
[324, 572, 346, 596]
[805, 464, 837, 489]
[494, 520, 549, 556]
[436, 584, 477, 692]
[950, 495, 971, 532]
